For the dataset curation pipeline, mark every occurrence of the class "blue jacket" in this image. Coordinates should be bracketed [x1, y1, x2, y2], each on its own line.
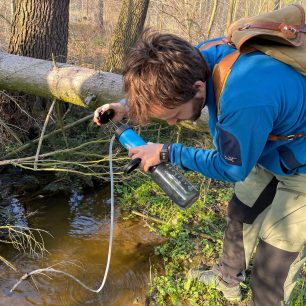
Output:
[170, 38, 306, 182]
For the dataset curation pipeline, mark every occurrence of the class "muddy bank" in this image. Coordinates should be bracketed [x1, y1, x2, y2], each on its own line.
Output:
[0, 166, 104, 206]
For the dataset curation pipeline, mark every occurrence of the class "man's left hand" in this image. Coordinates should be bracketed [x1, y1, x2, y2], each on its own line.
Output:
[128, 143, 163, 172]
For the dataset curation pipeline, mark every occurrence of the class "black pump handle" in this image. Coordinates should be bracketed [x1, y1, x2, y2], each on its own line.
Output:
[99, 109, 115, 124]
[123, 158, 141, 174]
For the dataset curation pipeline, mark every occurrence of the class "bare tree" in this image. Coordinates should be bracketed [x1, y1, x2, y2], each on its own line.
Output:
[95, 0, 104, 32]
[105, 0, 150, 73]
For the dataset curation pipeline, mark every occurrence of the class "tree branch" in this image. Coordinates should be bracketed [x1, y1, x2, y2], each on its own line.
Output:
[0, 14, 11, 25]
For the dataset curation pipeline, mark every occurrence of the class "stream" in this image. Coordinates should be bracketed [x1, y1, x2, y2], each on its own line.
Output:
[0, 186, 162, 306]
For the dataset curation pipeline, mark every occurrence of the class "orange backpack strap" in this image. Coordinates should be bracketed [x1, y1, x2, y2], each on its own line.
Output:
[211, 51, 240, 114]
[268, 132, 306, 141]
[199, 40, 241, 114]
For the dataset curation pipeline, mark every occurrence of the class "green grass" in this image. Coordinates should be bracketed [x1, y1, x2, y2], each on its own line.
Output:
[291, 272, 306, 306]
[117, 170, 246, 305]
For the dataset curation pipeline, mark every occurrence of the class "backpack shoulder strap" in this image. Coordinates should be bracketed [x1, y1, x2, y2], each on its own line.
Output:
[198, 39, 227, 50]
[211, 51, 240, 114]
[199, 40, 241, 114]
[268, 132, 306, 141]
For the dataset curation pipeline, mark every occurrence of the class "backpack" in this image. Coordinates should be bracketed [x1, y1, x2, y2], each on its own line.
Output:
[200, 4, 306, 141]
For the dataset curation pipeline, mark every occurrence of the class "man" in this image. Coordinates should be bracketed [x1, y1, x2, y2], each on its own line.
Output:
[94, 30, 306, 306]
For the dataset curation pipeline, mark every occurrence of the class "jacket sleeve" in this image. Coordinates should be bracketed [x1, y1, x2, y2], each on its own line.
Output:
[169, 106, 276, 182]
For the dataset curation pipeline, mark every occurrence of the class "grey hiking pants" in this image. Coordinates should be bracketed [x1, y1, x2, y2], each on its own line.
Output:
[214, 164, 306, 306]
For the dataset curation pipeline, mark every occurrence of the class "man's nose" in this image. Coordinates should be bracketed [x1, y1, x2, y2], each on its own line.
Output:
[167, 118, 178, 125]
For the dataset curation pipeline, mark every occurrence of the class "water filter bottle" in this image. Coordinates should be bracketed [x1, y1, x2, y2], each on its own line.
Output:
[115, 124, 199, 209]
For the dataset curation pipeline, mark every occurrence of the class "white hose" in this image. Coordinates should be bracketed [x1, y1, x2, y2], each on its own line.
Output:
[10, 135, 116, 293]
[93, 134, 116, 292]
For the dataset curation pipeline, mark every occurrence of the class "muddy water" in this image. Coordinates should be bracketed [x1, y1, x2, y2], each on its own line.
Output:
[0, 186, 162, 306]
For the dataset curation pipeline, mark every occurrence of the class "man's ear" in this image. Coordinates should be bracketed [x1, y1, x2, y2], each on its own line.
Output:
[193, 80, 206, 98]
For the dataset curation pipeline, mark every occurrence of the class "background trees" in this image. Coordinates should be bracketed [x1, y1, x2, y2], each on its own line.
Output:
[105, 0, 150, 72]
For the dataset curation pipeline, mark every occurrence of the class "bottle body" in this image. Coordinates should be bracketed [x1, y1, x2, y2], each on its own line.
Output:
[150, 163, 199, 209]
[115, 124, 199, 209]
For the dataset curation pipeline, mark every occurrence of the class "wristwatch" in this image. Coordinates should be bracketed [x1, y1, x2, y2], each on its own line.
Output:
[160, 144, 170, 163]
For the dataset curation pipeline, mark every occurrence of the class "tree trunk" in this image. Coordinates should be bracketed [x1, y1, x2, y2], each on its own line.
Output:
[105, 0, 150, 73]
[95, 0, 104, 32]
[9, 0, 70, 62]
[0, 52, 124, 108]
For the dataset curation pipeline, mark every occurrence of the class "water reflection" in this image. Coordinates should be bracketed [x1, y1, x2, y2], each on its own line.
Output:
[3, 197, 28, 227]
[0, 186, 162, 306]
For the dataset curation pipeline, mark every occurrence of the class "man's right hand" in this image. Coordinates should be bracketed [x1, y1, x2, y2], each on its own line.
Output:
[93, 102, 127, 126]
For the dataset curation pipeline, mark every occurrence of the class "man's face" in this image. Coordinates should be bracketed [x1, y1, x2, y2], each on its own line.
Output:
[148, 81, 206, 125]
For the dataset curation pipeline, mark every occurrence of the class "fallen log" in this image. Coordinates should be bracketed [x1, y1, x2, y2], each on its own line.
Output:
[0, 51, 209, 131]
[0, 52, 124, 108]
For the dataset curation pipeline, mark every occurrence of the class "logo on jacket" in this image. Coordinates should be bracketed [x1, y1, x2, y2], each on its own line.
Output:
[224, 155, 238, 163]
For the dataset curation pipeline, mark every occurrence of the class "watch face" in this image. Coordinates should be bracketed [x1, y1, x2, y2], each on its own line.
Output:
[160, 144, 169, 162]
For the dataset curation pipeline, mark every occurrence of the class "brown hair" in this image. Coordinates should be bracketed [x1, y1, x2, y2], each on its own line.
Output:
[123, 29, 210, 124]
